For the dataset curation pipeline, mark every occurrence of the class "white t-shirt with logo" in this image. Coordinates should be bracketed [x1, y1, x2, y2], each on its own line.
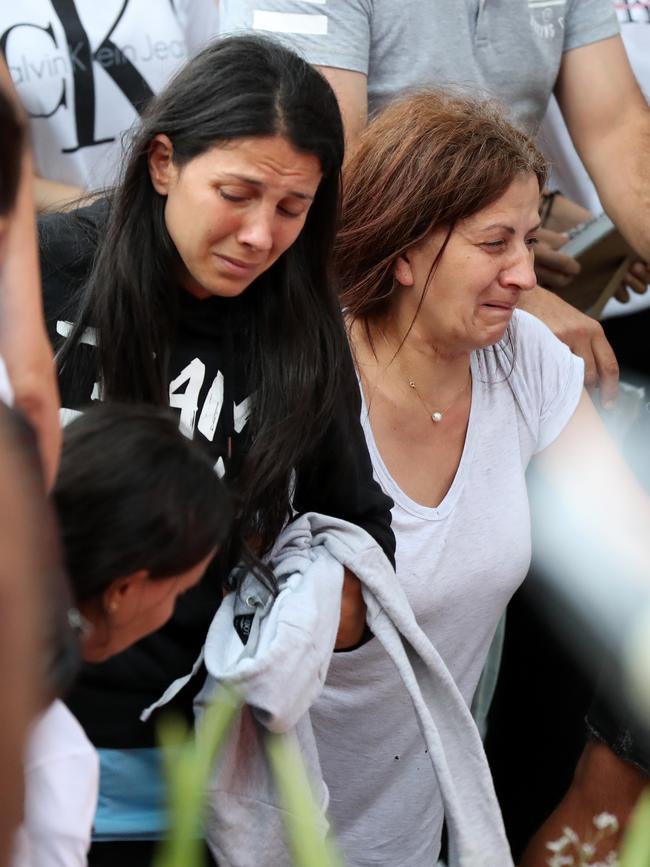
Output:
[0, 0, 220, 191]
[312, 311, 584, 867]
[538, 4, 650, 318]
[12, 699, 99, 867]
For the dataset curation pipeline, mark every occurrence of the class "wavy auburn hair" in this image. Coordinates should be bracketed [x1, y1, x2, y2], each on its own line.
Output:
[337, 91, 547, 324]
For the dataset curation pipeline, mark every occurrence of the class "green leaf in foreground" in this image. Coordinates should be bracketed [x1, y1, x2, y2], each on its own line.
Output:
[153, 686, 241, 867]
[619, 787, 650, 867]
[266, 732, 344, 867]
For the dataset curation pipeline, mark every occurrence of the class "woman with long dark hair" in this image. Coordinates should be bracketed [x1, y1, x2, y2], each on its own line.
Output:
[40, 35, 393, 865]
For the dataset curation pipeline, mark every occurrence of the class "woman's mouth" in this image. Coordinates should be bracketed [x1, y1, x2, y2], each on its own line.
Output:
[214, 253, 261, 275]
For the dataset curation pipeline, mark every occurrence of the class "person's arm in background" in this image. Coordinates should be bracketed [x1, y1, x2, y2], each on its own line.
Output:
[557, 35, 650, 269]
[519, 34, 650, 406]
[518, 739, 646, 867]
[316, 67, 368, 149]
[33, 177, 85, 214]
[0, 58, 61, 487]
[548, 34, 650, 303]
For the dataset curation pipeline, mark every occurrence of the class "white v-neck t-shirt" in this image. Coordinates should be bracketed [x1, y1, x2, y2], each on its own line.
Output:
[311, 310, 583, 866]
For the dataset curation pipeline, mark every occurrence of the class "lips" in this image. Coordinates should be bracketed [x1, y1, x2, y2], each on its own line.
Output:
[216, 253, 261, 271]
[482, 302, 514, 310]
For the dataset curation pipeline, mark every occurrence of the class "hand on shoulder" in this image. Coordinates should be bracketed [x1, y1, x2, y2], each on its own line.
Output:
[517, 286, 619, 409]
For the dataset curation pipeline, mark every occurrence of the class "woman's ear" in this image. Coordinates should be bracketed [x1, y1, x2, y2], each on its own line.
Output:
[102, 570, 149, 620]
[393, 251, 415, 288]
[148, 134, 176, 195]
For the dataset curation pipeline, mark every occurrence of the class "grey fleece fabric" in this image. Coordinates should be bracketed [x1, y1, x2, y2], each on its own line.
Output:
[144, 513, 513, 867]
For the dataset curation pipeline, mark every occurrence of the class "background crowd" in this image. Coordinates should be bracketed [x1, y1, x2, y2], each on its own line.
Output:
[0, 1, 649, 866]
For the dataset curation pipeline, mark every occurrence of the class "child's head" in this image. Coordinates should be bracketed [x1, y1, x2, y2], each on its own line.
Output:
[53, 403, 232, 661]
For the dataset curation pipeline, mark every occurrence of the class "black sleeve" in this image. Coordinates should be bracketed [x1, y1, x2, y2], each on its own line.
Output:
[39, 200, 108, 408]
[39, 199, 107, 346]
[292, 342, 396, 567]
[586, 679, 650, 776]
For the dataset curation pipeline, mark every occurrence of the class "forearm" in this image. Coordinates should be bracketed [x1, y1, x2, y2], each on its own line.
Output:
[0, 62, 61, 486]
[519, 740, 646, 867]
[555, 36, 650, 261]
[586, 108, 650, 262]
[34, 175, 85, 214]
[335, 568, 367, 649]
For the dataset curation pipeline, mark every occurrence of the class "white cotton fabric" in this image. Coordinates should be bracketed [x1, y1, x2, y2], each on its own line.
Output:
[0, 354, 14, 406]
[310, 309, 584, 866]
[146, 511, 515, 867]
[12, 700, 99, 867]
[0, 0, 220, 191]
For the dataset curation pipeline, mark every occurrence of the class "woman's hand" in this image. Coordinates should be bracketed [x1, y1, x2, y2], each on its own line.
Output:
[335, 568, 367, 650]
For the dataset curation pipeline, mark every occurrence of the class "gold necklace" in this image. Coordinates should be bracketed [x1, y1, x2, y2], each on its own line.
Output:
[406, 369, 471, 423]
[377, 326, 471, 423]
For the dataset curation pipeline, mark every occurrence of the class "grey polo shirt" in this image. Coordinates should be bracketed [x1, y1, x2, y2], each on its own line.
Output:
[219, 0, 619, 133]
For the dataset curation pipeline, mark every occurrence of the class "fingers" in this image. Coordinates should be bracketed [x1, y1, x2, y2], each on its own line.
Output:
[535, 265, 576, 290]
[592, 330, 619, 409]
[534, 234, 581, 288]
[518, 286, 620, 407]
[614, 285, 631, 304]
[536, 227, 570, 251]
[624, 261, 650, 295]
[535, 245, 581, 275]
[629, 260, 650, 284]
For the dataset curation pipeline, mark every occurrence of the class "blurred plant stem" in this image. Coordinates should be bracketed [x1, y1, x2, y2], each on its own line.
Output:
[153, 686, 343, 867]
[619, 788, 650, 867]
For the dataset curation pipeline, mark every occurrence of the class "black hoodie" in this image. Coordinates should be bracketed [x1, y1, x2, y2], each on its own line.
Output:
[40, 200, 395, 750]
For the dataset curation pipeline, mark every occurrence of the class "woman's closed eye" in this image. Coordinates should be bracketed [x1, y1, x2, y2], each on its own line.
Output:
[277, 204, 306, 219]
[220, 189, 249, 203]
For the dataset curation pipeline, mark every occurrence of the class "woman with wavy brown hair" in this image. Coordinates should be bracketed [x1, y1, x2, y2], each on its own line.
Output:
[308, 92, 650, 866]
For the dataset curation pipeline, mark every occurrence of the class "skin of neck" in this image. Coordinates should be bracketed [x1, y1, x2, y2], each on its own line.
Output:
[77, 598, 113, 662]
[368, 292, 472, 401]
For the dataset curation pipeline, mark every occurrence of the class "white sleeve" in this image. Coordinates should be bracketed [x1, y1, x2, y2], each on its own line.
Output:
[21, 703, 99, 867]
[509, 310, 584, 454]
[173, 0, 221, 56]
[0, 355, 14, 407]
[219, 0, 372, 74]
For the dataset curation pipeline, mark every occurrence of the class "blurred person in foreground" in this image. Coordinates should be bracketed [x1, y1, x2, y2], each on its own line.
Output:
[0, 57, 60, 487]
[0, 76, 45, 867]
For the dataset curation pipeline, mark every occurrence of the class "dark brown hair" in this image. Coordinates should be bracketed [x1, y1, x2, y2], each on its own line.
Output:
[337, 91, 547, 325]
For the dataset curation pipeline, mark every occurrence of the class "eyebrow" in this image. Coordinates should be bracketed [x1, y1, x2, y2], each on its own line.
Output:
[222, 173, 315, 201]
[481, 221, 542, 234]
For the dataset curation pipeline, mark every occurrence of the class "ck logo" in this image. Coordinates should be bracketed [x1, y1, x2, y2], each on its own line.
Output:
[0, 0, 158, 153]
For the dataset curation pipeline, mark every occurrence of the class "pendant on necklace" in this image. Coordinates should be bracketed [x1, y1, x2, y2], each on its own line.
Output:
[431, 411, 443, 423]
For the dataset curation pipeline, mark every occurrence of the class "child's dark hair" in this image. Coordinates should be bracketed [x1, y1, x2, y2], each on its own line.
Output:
[53, 403, 232, 602]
